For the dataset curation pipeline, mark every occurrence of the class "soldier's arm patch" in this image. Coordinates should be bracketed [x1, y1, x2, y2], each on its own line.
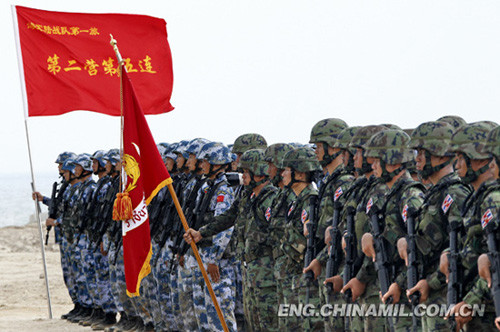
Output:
[265, 207, 272, 221]
[481, 209, 493, 229]
[217, 195, 225, 203]
[441, 194, 454, 214]
[366, 197, 373, 214]
[334, 186, 343, 201]
[301, 209, 308, 224]
[402, 204, 408, 223]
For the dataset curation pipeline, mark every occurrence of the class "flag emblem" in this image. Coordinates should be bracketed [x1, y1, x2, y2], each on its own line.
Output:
[301, 209, 308, 224]
[402, 204, 408, 223]
[481, 209, 493, 229]
[265, 207, 271, 221]
[334, 187, 343, 201]
[288, 204, 295, 217]
[216, 195, 225, 203]
[366, 198, 373, 214]
[442, 194, 454, 214]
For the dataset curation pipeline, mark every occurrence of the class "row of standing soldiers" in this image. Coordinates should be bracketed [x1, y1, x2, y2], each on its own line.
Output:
[35, 115, 500, 332]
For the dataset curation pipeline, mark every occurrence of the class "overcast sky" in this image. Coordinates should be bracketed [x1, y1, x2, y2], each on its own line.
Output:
[2, 0, 500, 176]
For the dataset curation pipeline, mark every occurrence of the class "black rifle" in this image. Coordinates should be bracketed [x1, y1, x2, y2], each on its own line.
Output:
[447, 219, 463, 331]
[152, 197, 176, 267]
[304, 195, 318, 304]
[484, 220, 500, 317]
[45, 181, 58, 245]
[369, 206, 395, 332]
[406, 207, 420, 332]
[343, 206, 357, 303]
[325, 200, 342, 297]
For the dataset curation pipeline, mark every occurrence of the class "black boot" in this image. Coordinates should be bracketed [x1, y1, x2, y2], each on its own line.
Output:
[121, 316, 142, 332]
[61, 303, 79, 320]
[92, 312, 117, 330]
[81, 308, 105, 326]
[104, 312, 127, 332]
[66, 303, 84, 320]
[69, 306, 92, 323]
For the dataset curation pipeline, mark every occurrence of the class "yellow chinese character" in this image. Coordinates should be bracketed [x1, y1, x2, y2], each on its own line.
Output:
[70, 27, 80, 35]
[63, 60, 82, 72]
[36, 24, 43, 32]
[47, 54, 61, 75]
[138, 55, 156, 73]
[89, 27, 100, 36]
[84, 59, 99, 76]
[123, 58, 138, 73]
[102, 57, 118, 76]
[60, 26, 70, 35]
[43, 26, 52, 34]
[52, 26, 61, 35]
[27, 22, 36, 30]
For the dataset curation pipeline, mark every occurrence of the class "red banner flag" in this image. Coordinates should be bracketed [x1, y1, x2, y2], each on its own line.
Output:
[121, 68, 172, 296]
[14, 5, 174, 117]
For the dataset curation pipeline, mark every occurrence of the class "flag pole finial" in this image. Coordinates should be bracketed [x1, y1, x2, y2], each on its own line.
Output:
[110, 34, 123, 64]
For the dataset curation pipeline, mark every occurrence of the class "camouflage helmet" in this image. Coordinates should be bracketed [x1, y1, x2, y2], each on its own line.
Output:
[173, 140, 190, 159]
[449, 122, 496, 159]
[163, 142, 178, 161]
[55, 151, 76, 164]
[74, 154, 93, 172]
[91, 150, 107, 168]
[239, 149, 269, 177]
[364, 129, 414, 165]
[198, 142, 233, 165]
[379, 123, 401, 130]
[282, 147, 322, 173]
[437, 115, 466, 130]
[409, 121, 455, 157]
[103, 149, 120, 166]
[264, 143, 295, 169]
[157, 143, 170, 156]
[61, 158, 76, 174]
[185, 138, 211, 158]
[232, 134, 267, 154]
[483, 125, 500, 159]
[333, 126, 361, 154]
[349, 125, 387, 149]
[309, 118, 348, 147]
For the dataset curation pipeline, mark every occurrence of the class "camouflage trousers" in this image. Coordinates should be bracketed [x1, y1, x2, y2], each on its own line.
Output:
[192, 257, 237, 332]
[232, 260, 245, 330]
[92, 245, 116, 313]
[280, 274, 301, 331]
[241, 263, 256, 331]
[419, 286, 446, 332]
[274, 254, 288, 330]
[295, 273, 325, 332]
[71, 235, 93, 307]
[178, 259, 199, 331]
[141, 241, 165, 329]
[60, 236, 77, 303]
[80, 234, 100, 308]
[245, 256, 279, 331]
[319, 268, 345, 332]
[108, 242, 136, 315]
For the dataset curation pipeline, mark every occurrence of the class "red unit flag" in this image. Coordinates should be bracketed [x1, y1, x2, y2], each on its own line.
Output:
[14, 5, 174, 117]
[120, 68, 172, 296]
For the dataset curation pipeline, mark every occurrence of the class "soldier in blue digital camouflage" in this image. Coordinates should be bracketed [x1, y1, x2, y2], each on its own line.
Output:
[340, 125, 389, 332]
[396, 121, 471, 332]
[183, 142, 237, 331]
[32, 152, 76, 320]
[302, 118, 354, 331]
[441, 122, 499, 331]
[360, 129, 425, 331]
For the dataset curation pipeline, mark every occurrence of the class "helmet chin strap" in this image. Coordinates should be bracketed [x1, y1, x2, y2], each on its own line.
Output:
[320, 142, 342, 168]
[246, 171, 268, 189]
[379, 160, 406, 183]
[418, 150, 452, 180]
[285, 170, 308, 189]
[461, 155, 491, 184]
[355, 154, 373, 176]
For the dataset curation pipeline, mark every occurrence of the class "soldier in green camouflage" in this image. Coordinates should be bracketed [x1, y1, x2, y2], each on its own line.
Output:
[264, 143, 298, 330]
[335, 126, 361, 175]
[303, 118, 354, 331]
[399, 121, 471, 331]
[361, 129, 425, 331]
[279, 147, 322, 331]
[444, 123, 499, 331]
[232, 133, 268, 165]
[340, 125, 389, 332]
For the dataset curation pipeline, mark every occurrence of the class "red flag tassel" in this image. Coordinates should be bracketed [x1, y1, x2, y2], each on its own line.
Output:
[112, 193, 122, 221]
[120, 192, 133, 220]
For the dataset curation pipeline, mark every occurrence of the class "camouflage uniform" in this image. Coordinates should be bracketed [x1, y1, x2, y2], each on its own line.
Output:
[364, 129, 426, 331]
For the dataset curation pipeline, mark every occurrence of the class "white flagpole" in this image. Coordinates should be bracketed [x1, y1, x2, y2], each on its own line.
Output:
[11, 5, 53, 319]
